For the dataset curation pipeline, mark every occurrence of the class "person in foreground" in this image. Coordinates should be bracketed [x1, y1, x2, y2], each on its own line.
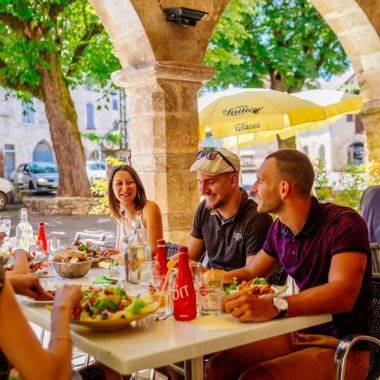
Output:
[102, 164, 163, 257]
[205, 149, 371, 380]
[0, 234, 121, 380]
[187, 148, 273, 280]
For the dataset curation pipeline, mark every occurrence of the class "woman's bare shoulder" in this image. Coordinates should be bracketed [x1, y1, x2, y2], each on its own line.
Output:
[144, 200, 161, 212]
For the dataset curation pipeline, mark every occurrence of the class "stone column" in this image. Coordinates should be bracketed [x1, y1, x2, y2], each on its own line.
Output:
[113, 62, 214, 243]
[362, 100, 380, 182]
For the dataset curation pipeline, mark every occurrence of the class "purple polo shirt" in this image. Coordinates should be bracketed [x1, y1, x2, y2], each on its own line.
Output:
[263, 196, 372, 339]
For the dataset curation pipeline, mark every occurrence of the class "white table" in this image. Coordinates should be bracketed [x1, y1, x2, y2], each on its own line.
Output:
[21, 292, 331, 379]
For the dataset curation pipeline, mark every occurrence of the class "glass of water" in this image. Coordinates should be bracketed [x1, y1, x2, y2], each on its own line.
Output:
[0, 219, 11, 256]
[0, 219, 11, 238]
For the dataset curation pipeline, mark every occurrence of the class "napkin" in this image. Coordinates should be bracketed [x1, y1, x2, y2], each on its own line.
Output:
[190, 315, 238, 331]
[92, 275, 118, 284]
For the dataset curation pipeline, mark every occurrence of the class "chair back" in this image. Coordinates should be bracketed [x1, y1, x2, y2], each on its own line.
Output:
[269, 265, 288, 286]
[369, 275, 380, 377]
[74, 231, 106, 243]
[370, 243, 380, 273]
[166, 242, 181, 257]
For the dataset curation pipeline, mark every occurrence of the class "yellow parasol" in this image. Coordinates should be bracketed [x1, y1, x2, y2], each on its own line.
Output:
[198, 87, 327, 140]
[219, 89, 363, 149]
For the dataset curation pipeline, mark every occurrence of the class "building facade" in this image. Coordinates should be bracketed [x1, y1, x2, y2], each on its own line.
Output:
[0, 86, 129, 179]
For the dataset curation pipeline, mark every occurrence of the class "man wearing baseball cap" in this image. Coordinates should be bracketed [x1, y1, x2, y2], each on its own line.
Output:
[188, 147, 273, 280]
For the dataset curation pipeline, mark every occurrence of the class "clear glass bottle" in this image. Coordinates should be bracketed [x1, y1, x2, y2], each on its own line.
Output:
[126, 219, 151, 284]
[15, 208, 34, 251]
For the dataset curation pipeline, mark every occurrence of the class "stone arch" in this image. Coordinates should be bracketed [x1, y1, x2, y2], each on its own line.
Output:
[32, 140, 54, 163]
[311, 1, 380, 178]
[312, 1, 380, 101]
[90, 0, 229, 69]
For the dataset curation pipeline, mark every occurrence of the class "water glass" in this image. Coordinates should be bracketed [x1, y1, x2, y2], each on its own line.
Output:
[49, 237, 61, 255]
[199, 269, 224, 316]
[153, 270, 176, 320]
[0, 219, 11, 239]
[126, 247, 139, 283]
[139, 261, 155, 290]
[190, 262, 202, 312]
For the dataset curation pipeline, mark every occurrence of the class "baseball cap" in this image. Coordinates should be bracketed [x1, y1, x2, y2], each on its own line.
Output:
[190, 148, 240, 175]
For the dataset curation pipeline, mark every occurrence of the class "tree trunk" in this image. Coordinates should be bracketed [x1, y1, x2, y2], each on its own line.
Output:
[276, 134, 296, 150]
[270, 74, 297, 150]
[39, 53, 91, 197]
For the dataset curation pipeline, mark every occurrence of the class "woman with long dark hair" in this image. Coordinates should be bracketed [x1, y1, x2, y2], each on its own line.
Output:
[103, 165, 163, 257]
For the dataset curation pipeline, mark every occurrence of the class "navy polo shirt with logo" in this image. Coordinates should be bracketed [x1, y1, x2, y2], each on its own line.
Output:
[263, 196, 372, 339]
[191, 189, 273, 271]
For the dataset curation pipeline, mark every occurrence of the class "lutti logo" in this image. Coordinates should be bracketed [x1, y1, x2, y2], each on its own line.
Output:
[223, 105, 263, 116]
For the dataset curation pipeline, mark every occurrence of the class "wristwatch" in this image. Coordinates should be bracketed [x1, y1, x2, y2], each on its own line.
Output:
[272, 297, 288, 318]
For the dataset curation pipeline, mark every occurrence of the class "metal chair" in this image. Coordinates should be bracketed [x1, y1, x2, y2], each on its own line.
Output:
[334, 275, 380, 380]
[268, 264, 288, 286]
[370, 243, 380, 273]
[74, 231, 106, 243]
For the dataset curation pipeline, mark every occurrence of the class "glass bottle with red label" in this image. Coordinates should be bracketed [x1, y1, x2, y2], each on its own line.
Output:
[37, 222, 48, 254]
[156, 239, 168, 277]
[173, 246, 197, 321]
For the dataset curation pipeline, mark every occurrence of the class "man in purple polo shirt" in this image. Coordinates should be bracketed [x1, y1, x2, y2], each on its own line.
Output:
[205, 149, 371, 380]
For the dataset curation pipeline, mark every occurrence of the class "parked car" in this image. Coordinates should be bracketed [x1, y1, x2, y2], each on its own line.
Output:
[11, 162, 59, 194]
[86, 160, 107, 185]
[0, 177, 15, 210]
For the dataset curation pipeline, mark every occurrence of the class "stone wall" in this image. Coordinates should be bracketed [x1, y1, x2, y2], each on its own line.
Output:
[23, 196, 103, 216]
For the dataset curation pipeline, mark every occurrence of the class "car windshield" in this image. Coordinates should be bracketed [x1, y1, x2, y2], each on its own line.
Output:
[30, 164, 58, 174]
[87, 162, 106, 170]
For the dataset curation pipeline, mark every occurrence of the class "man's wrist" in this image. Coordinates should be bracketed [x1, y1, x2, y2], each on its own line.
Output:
[272, 297, 288, 318]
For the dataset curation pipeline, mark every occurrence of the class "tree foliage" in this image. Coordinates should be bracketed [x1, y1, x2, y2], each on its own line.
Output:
[204, 0, 349, 92]
[0, 0, 120, 97]
[0, 0, 121, 196]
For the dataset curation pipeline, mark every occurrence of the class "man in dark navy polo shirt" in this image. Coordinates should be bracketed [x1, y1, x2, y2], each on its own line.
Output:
[205, 149, 371, 380]
[188, 148, 273, 280]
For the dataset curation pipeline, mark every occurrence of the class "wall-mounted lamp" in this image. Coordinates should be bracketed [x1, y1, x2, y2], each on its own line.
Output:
[163, 7, 208, 27]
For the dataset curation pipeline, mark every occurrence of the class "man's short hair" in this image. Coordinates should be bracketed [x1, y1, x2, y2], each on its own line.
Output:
[266, 149, 315, 196]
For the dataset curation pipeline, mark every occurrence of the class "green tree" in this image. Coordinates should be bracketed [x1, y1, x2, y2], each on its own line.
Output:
[204, 0, 350, 148]
[205, 0, 349, 92]
[0, 0, 121, 196]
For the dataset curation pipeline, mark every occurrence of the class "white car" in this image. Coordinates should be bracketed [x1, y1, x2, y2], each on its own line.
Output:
[0, 177, 15, 211]
[86, 161, 107, 185]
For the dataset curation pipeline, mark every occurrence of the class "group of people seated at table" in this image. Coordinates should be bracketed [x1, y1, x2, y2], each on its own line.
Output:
[0, 147, 373, 380]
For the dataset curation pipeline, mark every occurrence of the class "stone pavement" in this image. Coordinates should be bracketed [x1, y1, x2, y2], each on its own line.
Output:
[0, 202, 116, 242]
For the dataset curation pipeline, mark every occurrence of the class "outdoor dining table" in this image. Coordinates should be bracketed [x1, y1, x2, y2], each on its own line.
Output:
[19, 267, 332, 380]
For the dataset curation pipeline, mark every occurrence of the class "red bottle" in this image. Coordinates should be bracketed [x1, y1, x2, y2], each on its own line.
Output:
[156, 239, 168, 277]
[37, 222, 48, 254]
[173, 246, 197, 321]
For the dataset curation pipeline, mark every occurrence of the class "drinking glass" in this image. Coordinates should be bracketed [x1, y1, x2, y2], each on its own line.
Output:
[0, 219, 11, 239]
[190, 262, 203, 313]
[153, 269, 176, 320]
[140, 261, 155, 290]
[199, 269, 224, 316]
[49, 237, 61, 256]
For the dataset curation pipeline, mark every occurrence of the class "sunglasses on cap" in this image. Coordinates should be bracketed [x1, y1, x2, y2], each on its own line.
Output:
[196, 148, 237, 172]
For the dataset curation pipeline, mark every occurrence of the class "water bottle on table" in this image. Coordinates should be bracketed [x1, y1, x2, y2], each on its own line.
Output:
[15, 208, 34, 251]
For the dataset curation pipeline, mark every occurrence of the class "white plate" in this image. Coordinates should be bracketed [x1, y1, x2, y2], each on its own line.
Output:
[19, 296, 54, 305]
[36, 269, 56, 278]
[70, 302, 159, 331]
